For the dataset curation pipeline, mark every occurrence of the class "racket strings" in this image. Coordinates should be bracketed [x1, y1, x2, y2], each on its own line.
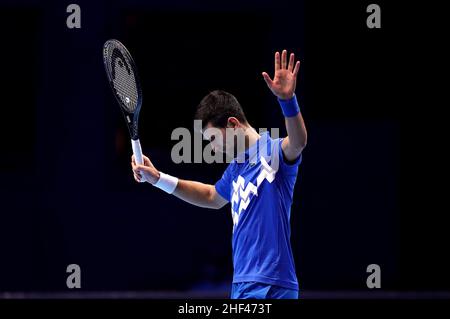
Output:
[106, 44, 139, 113]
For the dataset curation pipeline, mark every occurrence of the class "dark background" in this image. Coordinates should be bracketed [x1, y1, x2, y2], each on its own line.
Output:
[0, 0, 448, 296]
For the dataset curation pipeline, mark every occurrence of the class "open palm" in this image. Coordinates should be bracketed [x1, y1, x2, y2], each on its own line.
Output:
[262, 50, 300, 100]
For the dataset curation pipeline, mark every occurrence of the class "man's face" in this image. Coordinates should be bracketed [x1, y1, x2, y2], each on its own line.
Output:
[202, 120, 247, 159]
[203, 123, 228, 155]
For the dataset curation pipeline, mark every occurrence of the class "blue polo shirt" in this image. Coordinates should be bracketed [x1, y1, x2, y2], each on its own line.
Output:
[215, 131, 301, 290]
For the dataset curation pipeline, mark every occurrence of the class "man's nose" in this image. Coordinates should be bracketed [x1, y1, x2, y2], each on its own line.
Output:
[211, 144, 222, 154]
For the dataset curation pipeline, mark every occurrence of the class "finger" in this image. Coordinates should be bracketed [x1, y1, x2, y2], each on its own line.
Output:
[135, 164, 147, 172]
[281, 50, 287, 69]
[131, 154, 136, 165]
[134, 174, 141, 182]
[262, 72, 273, 87]
[131, 160, 141, 169]
[275, 51, 280, 72]
[288, 53, 295, 72]
[132, 163, 143, 172]
[293, 60, 301, 76]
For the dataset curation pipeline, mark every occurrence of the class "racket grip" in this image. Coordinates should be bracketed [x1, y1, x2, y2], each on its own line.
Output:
[131, 139, 146, 183]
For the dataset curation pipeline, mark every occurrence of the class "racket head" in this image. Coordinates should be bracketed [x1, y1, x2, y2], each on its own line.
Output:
[103, 39, 143, 140]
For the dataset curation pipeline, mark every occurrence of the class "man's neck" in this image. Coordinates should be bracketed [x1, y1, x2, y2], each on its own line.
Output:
[244, 126, 261, 151]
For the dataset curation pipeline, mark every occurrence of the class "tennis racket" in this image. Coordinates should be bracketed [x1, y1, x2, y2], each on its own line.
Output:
[103, 39, 147, 182]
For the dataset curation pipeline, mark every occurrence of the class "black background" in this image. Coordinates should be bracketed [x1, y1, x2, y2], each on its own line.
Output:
[0, 0, 448, 296]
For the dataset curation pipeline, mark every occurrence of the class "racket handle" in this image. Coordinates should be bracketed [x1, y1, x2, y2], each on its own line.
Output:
[131, 139, 146, 183]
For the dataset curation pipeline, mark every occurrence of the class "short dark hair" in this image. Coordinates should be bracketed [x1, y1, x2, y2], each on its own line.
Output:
[195, 90, 247, 129]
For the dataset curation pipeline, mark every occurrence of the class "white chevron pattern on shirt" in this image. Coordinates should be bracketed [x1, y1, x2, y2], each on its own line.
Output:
[231, 156, 278, 229]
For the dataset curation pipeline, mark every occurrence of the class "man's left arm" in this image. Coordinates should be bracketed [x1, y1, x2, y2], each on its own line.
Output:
[280, 99, 307, 161]
[262, 50, 307, 161]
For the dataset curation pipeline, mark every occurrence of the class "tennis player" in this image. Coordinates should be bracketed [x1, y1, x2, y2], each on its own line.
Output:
[132, 50, 307, 299]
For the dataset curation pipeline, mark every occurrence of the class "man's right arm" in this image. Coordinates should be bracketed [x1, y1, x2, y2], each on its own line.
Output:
[131, 154, 228, 210]
[173, 180, 228, 210]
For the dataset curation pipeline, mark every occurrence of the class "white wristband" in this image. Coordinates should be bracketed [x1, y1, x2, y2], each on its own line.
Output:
[153, 172, 178, 194]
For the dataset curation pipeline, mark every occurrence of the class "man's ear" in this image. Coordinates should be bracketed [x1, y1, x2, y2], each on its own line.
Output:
[227, 117, 240, 128]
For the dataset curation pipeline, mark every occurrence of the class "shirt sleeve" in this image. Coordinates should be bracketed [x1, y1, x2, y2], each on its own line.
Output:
[214, 163, 234, 202]
[277, 138, 302, 175]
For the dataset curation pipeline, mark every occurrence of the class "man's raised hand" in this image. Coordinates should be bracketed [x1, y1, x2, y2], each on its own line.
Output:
[262, 50, 300, 100]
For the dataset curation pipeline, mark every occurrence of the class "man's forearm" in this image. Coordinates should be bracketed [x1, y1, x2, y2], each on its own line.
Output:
[285, 112, 307, 151]
[172, 179, 220, 209]
[279, 95, 307, 151]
